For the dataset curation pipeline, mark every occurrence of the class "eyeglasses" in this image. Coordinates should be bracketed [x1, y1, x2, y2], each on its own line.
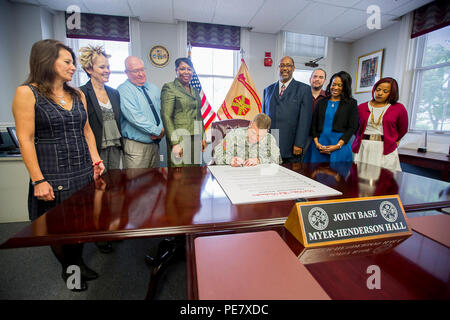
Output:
[126, 68, 146, 75]
[279, 64, 293, 69]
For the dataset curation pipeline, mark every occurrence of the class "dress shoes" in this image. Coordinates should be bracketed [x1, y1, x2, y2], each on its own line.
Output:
[79, 261, 99, 281]
[61, 269, 88, 292]
[96, 241, 114, 254]
[61, 261, 98, 290]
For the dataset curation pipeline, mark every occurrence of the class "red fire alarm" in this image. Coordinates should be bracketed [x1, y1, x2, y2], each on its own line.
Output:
[264, 52, 273, 67]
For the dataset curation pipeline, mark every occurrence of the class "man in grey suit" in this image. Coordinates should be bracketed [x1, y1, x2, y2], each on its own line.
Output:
[263, 56, 313, 163]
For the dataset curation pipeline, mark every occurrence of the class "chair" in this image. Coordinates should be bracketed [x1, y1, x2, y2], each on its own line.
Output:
[210, 119, 251, 164]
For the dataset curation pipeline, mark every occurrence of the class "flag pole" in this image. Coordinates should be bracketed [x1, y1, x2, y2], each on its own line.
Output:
[187, 42, 192, 59]
[240, 48, 245, 63]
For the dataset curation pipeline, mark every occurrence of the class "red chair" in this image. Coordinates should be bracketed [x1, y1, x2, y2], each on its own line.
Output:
[209, 119, 251, 165]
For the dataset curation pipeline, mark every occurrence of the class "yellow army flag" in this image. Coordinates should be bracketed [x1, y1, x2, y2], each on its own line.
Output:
[217, 59, 262, 120]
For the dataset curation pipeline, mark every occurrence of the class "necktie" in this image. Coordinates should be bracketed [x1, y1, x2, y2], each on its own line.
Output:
[140, 86, 160, 126]
[280, 84, 286, 97]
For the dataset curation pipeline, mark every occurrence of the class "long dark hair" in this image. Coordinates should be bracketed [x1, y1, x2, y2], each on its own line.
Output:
[24, 39, 80, 99]
[325, 71, 353, 101]
[371, 77, 399, 104]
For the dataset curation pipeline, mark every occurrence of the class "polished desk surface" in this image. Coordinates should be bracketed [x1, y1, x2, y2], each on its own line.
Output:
[186, 225, 450, 300]
[398, 148, 450, 163]
[1, 162, 450, 249]
[398, 148, 449, 181]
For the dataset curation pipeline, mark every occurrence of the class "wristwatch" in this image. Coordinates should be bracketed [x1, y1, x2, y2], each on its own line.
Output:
[31, 178, 47, 186]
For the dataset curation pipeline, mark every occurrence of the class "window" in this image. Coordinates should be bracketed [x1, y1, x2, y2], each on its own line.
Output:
[283, 32, 326, 86]
[410, 26, 450, 132]
[66, 38, 130, 89]
[190, 46, 239, 110]
[293, 69, 313, 84]
[284, 32, 327, 59]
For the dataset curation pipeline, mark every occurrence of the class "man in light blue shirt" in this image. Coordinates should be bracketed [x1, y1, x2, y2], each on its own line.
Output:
[117, 56, 165, 168]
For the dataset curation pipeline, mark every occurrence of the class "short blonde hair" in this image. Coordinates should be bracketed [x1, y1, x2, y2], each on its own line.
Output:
[78, 45, 111, 76]
[252, 113, 271, 130]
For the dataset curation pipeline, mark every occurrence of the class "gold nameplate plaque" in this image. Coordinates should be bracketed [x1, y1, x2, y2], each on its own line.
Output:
[285, 195, 412, 248]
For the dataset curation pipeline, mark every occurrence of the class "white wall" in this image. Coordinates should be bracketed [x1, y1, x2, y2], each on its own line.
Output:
[0, 0, 15, 125]
[329, 41, 352, 76]
[11, 3, 43, 96]
[138, 21, 181, 90]
[247, 31, 278, 96]
[40, 7, 55, 40]
[350, 21, 403, 105]
[0, 2, 54, 126]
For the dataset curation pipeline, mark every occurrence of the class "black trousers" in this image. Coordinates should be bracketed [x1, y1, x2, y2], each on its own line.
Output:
[51, 243, 84, 271]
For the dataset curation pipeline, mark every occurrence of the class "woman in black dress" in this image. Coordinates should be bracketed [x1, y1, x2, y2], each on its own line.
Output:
[12, 39, 105, 291]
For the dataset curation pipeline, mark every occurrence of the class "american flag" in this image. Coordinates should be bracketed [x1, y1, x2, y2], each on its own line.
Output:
[190, 67, 216, 131]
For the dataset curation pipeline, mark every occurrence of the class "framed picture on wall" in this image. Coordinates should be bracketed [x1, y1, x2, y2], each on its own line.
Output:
[355, 49, 384, 93]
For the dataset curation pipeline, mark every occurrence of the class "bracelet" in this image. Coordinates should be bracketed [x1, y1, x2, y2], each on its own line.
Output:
[337, 143, 343, 149]
[31, 178, 47, 186]
[94, 160, 103, 166]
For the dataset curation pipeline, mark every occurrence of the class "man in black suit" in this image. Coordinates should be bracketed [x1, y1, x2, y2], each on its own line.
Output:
[263, 56, 313, 163]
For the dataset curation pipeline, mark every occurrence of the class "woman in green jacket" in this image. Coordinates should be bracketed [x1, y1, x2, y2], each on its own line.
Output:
[161, 57, 206, 167]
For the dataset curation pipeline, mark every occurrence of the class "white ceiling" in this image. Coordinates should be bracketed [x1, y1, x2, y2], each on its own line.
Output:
[10, 0, 433, 42]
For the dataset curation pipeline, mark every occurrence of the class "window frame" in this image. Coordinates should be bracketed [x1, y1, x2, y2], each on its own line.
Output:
[292, 68, 313, 85]
[282, 31, 328, 61]
[191, 46, 240, 111]
[281, 32, 328, 86]
[409, 30, 450, 134]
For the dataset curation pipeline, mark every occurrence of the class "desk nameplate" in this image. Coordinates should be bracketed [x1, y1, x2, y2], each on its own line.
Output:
[285, 195, 412, 248]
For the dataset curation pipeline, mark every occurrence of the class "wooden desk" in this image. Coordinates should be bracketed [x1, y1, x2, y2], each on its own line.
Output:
[1, 162, 449, 249]
[186, 225, 450, 300]
[399, 148, 450, 181]
[1, 162, 449, 300]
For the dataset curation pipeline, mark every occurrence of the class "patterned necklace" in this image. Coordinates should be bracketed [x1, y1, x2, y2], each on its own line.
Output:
[370, 102, 388, 127]
[55, 93, 66, 106]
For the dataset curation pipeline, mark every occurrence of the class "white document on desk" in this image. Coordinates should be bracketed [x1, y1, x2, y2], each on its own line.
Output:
[208, 164, 342, 205]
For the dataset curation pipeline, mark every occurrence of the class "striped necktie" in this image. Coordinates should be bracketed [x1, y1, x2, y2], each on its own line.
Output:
[280, 84, 286, 97]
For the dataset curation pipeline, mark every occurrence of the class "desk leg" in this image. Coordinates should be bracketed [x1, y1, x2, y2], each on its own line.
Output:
[145, 236, 185, 300]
